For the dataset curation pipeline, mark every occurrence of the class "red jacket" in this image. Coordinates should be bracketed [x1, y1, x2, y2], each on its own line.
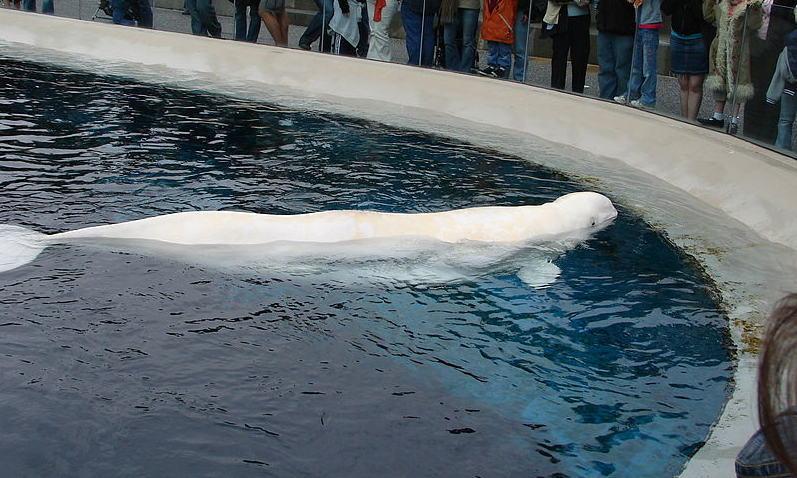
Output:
[481, 0, 518, 44]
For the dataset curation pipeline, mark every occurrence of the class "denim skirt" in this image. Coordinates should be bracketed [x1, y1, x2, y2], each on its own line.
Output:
[670, 35, 708, 75]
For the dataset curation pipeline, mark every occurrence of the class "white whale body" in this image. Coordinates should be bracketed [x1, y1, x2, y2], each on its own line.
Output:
[0, 192, 618, 285]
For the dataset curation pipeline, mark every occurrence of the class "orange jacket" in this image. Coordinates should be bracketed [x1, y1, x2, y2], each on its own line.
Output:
[481, 0, 518, 44]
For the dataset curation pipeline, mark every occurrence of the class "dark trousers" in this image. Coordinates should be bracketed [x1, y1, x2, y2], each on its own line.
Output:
[550, 14, 590, 93]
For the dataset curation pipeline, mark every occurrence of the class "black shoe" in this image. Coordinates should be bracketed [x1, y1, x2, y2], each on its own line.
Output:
[494, 67, 507, 79]
[298, 43, 311, 51]
[728, 122, 738, 134]
[697, 117, 724, 128]
[477, 66, 499, 78]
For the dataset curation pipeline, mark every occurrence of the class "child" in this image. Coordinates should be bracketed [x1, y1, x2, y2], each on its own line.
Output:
[328, 0, 368, 56]
[478, 0, 518, 78]
[617, 0, 664, 108]
[697, 0, 763, 133]
[766, 30, 797, 150]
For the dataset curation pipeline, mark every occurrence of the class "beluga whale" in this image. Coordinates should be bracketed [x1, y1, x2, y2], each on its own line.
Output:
[0, 192, 618, 286]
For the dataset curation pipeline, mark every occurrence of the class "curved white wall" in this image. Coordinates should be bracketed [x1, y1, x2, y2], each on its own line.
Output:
[3, 9, 797, 477]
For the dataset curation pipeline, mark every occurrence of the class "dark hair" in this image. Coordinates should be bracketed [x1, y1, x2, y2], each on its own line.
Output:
[758, 293, 797, 477]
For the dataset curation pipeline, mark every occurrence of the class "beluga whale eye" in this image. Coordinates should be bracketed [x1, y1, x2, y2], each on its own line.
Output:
[591, 219, 596, 227]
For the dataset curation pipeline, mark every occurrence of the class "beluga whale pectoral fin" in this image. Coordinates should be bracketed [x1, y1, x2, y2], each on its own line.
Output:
[0, 225, 49, 273]
[517, 260, 561, 289]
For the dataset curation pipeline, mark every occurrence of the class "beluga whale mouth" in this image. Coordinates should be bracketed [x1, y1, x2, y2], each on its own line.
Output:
[0, 192, 617, 287]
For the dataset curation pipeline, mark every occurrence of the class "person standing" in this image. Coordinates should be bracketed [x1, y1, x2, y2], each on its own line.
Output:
[111, 0, 153, 28]
[512, 0, 532, 81]
[234, 0, 261, 42]
[662, 0, 708, 120]
[479, 0, 518, 78]
[622, 0, 664, 109]
[697, 0, 763, 134]
[402, 0, 441, 66]
[365, 0, 401, 61]
[299, 0, 335, 51]
[21, 0, 53, 14]
[546, 0, 592, 93]
[595, 0, 636, 100]
[185, 0, 222, 37]
[441, 0, 481, 73]
[259, 0, 289, 46]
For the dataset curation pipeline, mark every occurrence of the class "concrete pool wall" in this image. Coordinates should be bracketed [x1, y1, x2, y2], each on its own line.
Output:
[3, 9, 797, 477]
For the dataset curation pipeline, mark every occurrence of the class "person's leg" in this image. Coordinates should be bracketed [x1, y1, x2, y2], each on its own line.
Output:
[234, 0, 248, 40]
[550, 32, 570, 90]
[21, 0, 35, 12]
[195, 0, 222, 37]
[597, 32, 617, 99]
[246, 0, 261, 42]
[512, 11, 529, 82]
[299, 0, 334, 50]
[626, 29, 644, 100]
[443, 10, 462, 72]
[402, 2, 423, 65]
[40, 0, 52, 14]
[260, 8, 288, 46]
[614, 33, 633, 98]
[568, 15, 590, 93]
[639, 28, 659, 107]
[112, 0, 135, 25]
[776, 93, 797, 150]
[419, 11, 435, 66]
[366, 0, 398, 61]
[686, 74, 704, 121]
[459, 7, 479, 73]
[135, 0, 153, 28]
[185, 0, 206, 35]
[676, 74, 689, 118]
[497, 41, 512, 78]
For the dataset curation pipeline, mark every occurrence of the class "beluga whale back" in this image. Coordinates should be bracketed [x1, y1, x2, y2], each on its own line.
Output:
[0, 192, 618, 285]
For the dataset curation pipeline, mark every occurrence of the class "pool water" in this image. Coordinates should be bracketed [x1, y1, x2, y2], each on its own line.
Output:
[0, 57, 731, 477]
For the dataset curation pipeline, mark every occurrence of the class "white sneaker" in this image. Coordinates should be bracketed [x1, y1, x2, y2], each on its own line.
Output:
[629, 99, 652, 109]
[613, 95, 627, 105]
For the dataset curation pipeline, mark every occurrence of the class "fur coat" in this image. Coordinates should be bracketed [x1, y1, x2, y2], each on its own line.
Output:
[703, 0, 763, 102]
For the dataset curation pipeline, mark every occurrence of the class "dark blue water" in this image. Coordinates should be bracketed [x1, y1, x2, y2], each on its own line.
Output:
[0, 57, 731, 477]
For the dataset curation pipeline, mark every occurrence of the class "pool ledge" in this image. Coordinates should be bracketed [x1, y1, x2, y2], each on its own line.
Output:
[3, 9, 797, 478]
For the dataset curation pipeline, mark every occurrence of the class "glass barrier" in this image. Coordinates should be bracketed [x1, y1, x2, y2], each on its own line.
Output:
[5, 0, 796, 156]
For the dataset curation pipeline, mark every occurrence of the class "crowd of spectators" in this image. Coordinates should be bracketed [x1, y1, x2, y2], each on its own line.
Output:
[8, 0, 797, 148]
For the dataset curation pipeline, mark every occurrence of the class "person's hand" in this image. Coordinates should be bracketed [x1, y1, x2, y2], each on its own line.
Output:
[522, 13, 529, 22]
[628, 0, 643, 6]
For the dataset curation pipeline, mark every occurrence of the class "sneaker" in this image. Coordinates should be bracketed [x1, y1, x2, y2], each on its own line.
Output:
[613, 95, 627, 105]
[697, 117, 724, 128]
[728, 122, 738, 134]
[477, 66, 499, 78]
[494, 67, 507, 79]
[629, 99, 652, 109]
[298, 43, 311, 51]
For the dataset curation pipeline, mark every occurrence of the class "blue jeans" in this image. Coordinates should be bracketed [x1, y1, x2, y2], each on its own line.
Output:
[111, 0, 153, 28]
[234, 0, 261, 42]
[185, 0, 222, 37]
[299, 0, 334, 50]
[402, 2, 435, 67]
[512, 12, 529, 82]
[776, 92, 797, 150]
[597, 32, 634, 99]
[443, 8, 479, 73]
[486, 40, 511, 76]
[736, 426, 792, 477]
[627, 28, 659, 106]
[21, 0, 53, 13]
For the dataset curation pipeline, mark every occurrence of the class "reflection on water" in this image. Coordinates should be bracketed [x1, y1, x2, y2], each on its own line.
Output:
[0, 57, 731, 477]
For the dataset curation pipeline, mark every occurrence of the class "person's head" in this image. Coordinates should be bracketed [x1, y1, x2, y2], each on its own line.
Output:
[758, 293, 797, 476]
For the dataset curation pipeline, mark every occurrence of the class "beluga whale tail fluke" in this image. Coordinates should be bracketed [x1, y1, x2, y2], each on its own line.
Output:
[0, 192, 618, 286]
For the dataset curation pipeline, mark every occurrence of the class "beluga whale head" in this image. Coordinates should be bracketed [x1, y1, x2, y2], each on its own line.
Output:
[548, 191, 618, 233]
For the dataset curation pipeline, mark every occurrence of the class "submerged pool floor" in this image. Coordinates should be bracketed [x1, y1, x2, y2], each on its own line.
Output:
[0, 57, 731, 477]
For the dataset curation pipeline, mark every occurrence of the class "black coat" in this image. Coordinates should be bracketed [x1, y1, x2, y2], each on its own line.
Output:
[661, 0, 704, 36]
[595, 0, 636, 36]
